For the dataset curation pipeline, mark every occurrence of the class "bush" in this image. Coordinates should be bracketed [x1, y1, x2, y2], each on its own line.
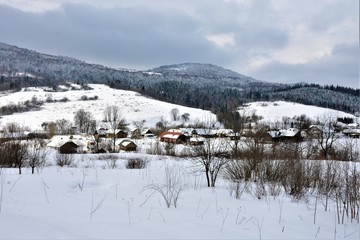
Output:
[55, 152, 74, 167]
[125, 158, 147, 169]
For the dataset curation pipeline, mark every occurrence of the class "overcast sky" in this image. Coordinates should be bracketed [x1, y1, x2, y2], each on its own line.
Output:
[0, 0, 358, 88]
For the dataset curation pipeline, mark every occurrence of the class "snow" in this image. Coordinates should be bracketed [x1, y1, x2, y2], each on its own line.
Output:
[0, 154, 358, 239]
[0, 87, 359, 239]
[242, 101, 357, 123]
[0, 84, 215, 131]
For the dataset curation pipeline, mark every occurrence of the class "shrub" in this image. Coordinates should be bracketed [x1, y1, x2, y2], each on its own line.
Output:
[126, 158, 147, 169]
[55, 152, 74, 167]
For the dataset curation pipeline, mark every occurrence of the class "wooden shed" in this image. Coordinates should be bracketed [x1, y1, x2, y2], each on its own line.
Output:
[59, 141, 79, 154]
[119, 140, 138, 152]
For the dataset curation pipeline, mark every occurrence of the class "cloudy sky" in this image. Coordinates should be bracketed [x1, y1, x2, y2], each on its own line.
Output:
[0, 0, 358, 88]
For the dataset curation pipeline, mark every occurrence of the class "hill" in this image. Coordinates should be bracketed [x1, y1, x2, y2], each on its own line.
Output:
[0, 84, 357, 132]
[0, 42, 358, 115]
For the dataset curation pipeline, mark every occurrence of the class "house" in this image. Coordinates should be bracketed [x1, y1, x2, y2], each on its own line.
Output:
[160, 131, 187, 144]
[47, 135, 87, 153]
[192, 128, 216, 138]
[59, 141, 80, 154]
[106, 129, 127, 139]
[141, 129, 153, 137]
[130, 128, 140, 138]
[267, 128, 302, 142]
[188, 137, 205, 145]
[119, 139, 138, 151]
[342, 129, 360, 138]
[216, 129, 236, 139]
[94, 128, 108, 138]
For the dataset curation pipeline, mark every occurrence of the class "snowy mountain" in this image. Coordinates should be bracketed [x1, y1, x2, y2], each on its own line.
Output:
[151, 63, 260, 84]
[0, 42, 358, 115]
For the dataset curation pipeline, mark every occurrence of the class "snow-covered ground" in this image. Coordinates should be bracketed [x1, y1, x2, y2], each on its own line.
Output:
[1, 153, 358, 239]
[0, 84, 215, 130]
[242, 101, 357, 123]
[0, 85, 358, 132]
[1, 85, 359, 239]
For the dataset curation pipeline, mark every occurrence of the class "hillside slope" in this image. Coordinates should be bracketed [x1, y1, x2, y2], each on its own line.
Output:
[0, 42, 358, 115]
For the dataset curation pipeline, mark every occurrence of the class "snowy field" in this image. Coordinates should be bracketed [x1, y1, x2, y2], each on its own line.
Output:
[1, 84, 358, 132]
[0, 84, 215, 130]
[242, 101, 357, 123]
[1, 152, 359, 239]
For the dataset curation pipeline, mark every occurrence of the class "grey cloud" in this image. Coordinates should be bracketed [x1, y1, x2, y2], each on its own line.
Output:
[250, 43, 359, 88]
[0, 3, 232, 68]
[0, 1, 357, 88]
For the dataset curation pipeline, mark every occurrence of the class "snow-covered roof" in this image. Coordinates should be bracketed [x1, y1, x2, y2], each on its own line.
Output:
[193, 128, 216, 136]
[189, 137, 206, 142]
[119, 139, 137, 147]
[106, 129, 127, 135]
[268, 128, 299, 138]
[216, 129, 235, 136]
[160, 131, 185, 140]
[47, 135, 87, 148]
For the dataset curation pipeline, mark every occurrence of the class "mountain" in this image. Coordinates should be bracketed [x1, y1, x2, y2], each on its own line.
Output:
[152, 63, 259, 82]
[0, 42, 359, 115]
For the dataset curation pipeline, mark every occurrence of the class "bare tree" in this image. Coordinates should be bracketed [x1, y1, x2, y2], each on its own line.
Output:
[103, 106, 127, 152]
[27, 139, 48, 174]
[181, 113, 190, 122]
[47, 121, 58, 137]
[218, 108, 252, 158]
[3, 122, 21, 139]
[132, 119, 146, 139]
[56, 119, 73, 135]
[170, 108, 179, 121]
[7, 141, 28, 174]
[315, 113, 340, 159]
[192, 119, 230, 187]
[74, 109, 94, 134]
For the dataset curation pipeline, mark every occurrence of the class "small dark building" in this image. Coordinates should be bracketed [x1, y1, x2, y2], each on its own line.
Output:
[160, 132, 187, 144]
[119, 140, 138, 152]
[59, 141, 79, 154]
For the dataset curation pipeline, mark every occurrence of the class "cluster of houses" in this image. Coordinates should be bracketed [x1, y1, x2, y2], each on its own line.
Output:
[1, 120, 359, 155]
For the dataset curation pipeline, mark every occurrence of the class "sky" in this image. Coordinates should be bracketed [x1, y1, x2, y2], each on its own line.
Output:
[0, 0, 358, 88]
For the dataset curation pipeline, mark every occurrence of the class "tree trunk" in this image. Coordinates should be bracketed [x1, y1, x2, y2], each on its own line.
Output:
[205, 171, 210, 187]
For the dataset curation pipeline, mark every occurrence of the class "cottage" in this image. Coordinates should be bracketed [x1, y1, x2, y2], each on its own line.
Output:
[343, 129, 360, 138]
[188, 137, 205, 145]
[160, 131, 187, 144]
[95, 128, 108, 138]
[119, 139, 138, 151]
[216, 129, 236, 139]
[192, 128, 216, 138]
[267, 128, 302, 142]
[47, 135, 87, 153]
[106, 129, 127, 139]
[59, 141, 79, 154]
[141, 129, 153, 137]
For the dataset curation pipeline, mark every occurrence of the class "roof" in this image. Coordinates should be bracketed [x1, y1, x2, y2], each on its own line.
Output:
[189, 137, 206, 142]
[106, 129, 127, 135]
[119, 139, 137, 147]
[268, 128, 299, 138]
[193, 128, 216, 136]
[160, 131, 185, 140]
[47, 135, 87, 148]
[141, 128, 152, 135]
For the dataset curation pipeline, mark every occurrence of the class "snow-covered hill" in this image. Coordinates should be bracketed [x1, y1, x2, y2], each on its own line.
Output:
[1, 85, 358, 131]
[0, 84, 215, 130]
[242, 101, 357, 123]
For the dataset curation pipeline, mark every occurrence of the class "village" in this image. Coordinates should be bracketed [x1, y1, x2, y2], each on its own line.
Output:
[1, 112, 359, 160]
